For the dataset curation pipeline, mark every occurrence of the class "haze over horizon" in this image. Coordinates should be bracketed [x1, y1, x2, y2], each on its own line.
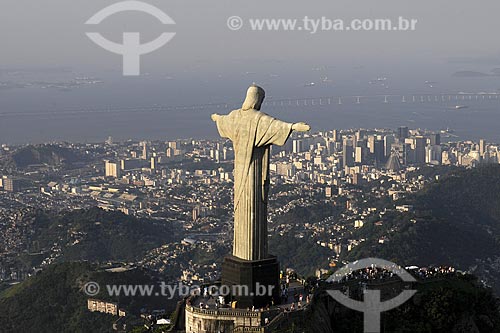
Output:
[1, 0, 500, 143]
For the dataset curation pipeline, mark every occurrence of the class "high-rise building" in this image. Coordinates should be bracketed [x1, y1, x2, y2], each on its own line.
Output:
[397, 126, 409, 140]
[223, 147, 233, 160]
[429, 133, 441, 146]
[327, 140, 336, 155]
[479, 139, 486, 156]
[355, 138, 367, 149]
[141, 141, 148, 160]
[105, 161, 121, 178]
[332, 129, 340, 142]
[121, 158, 145, 170]
[384, 135, 395, 157]
[343, 138, 354, 167]
[426, 145, 442, 164]
[292, 140, 303, 154]
[192, 206, 200, 221]
[355, 146, 365, 164]
[356, 130, 366, 142]
[373, 139, 385, 164]
[368, 135, 376, 154]
[168, 141, 179, 150]
[405, 140, 414, 164]
[415, 136, 426, 164]
[3, 177, 21, 192]
[352, 173, 364, 185]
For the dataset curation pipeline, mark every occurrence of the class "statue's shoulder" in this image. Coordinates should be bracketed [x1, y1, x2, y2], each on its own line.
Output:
[254, 110, 274, 121]
[233, 109, 272, 121]
[234, 109, 266, 118]
[248, 109, 270, 118]
[228, 109, 243, 117]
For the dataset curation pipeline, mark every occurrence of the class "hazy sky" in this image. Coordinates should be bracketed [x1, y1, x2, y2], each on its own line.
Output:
[2, 1, 500, 144]
[2, 0, 500, 72]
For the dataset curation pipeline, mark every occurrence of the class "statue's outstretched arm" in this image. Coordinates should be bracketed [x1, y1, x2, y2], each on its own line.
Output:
[211, 113, 220, 122]
[292, 122, 311, 132]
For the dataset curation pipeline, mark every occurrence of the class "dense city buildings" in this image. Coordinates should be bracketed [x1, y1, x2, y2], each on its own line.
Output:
[1, 127, 498, 280]
[1, 127, 500, 331]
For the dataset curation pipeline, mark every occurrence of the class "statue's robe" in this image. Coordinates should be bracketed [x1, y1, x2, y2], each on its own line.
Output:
[216, 109, 293, 260]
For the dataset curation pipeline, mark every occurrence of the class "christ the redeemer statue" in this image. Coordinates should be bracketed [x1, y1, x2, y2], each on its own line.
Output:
[211, 85, 310, 261]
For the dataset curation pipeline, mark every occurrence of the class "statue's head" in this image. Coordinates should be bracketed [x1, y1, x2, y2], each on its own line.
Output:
[242, 84, 265, 111]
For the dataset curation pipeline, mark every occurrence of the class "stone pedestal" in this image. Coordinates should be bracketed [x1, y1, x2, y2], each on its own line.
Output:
[221, 255, 280, 309]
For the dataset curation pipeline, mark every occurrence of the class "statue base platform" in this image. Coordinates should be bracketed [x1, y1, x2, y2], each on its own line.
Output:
[221, 255, 280, 309]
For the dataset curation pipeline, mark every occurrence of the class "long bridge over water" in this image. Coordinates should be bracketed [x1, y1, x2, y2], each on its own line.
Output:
[1, 92, 498, 118]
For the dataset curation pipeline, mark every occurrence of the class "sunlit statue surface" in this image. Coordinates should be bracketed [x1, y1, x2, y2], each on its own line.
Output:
[211, 85, 310, 261]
